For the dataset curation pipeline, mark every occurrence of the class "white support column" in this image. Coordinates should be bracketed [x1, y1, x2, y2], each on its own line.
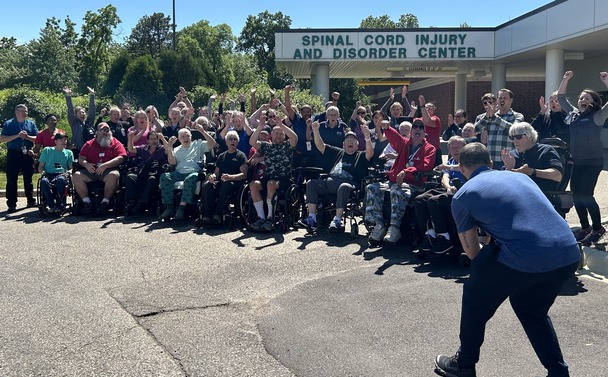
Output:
[545, 49, 564, 100]
[310, 73, 317, 96]
[313, 63, 330, 102]
[454, 73, 467, 111]
[491, 64, 506, 94]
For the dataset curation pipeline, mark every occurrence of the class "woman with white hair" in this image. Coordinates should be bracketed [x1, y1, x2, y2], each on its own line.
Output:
[500, 122, 563, 192]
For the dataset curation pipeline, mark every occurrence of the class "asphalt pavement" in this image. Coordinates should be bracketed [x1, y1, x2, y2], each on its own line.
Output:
[0, 171, 607, 376]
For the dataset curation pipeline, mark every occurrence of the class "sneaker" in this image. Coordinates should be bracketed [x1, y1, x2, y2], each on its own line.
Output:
[81, 202, 94, 215]
[7, 206, 17, 213]
[250, 218, 265, 230]
[369, 223, 387, 242]
[298, 217, 318, 231]
[44, 205, 54, 214]
[574, 227, 592, 242]
[159, 205, 175, 221]
[175, 205, 187, 220]
[419, 234, 434, 252]
[582, 226, 606, 244]
[431, 235, 454, 255]
[383, 225, 401, 243]
[434, 354, 476, 377]
[27, 199, 37, 208]
[211, 214, 222, 225]
[262, 219, 274, 231]
[96, 201, 109, 215]
[328, 219, 344, 233]
[53, 204, 65, 214]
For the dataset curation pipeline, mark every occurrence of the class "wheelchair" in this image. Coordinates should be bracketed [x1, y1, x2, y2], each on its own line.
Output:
[362, 168, 441, 247]
[71, 166, 126, 216]
[195, 179, 248, 230]
[539, 137, 573, 218]
[295, 166, 366, 237]
[36, 172, 74, 217]
[239, 175, 302, 233]
[157, 163, 208, 222]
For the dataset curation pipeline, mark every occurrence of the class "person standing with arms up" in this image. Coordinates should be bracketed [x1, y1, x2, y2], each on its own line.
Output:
[557, 70, 608, 244]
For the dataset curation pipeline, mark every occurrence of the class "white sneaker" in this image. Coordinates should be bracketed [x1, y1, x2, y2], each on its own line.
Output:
[369, 223, 387, 242]
[383, 225, 401, 243]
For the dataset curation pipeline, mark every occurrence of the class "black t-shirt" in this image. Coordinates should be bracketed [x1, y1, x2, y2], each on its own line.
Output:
[216, 149, 247, 179]
[324, 145, 370, 186]
[510, 143, 564, 192]
[107, 120, 130, 148]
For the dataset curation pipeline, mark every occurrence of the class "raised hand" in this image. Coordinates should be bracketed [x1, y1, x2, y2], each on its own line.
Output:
[563, 71, 573, 81]
[389, 87, 395, 100]
[331, 91, 340, 101]
[401, 85, 408, 98]
[418, 95, 426, 107]
[539, 96, 548, 113]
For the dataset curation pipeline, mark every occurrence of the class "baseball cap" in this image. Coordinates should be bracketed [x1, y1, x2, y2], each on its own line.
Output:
[344, 131, 358, 140]
[54, 132, 66, 140]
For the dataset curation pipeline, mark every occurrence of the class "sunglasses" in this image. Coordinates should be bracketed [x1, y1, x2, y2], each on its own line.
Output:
[509, 134, 526, 140]
[267, 115, 276, 119]
[454, 114, 464, 118]
[226, 137, 238, 141]
[357, 111, 366, 115]
[412, 124, 425, 130]
[98, 128, 110, 133]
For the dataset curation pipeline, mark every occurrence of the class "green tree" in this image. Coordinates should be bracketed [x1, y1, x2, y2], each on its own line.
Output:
[360, 14, 419, 28]
[178, 21, 235, 92]
[26, 18, 78, 91]
[117, 55, 164, 109]
[101, 51, 130, 97]
[158, 49, 207, 102]
[75, 5, 121, 92]
[237, 11, 291, 89]
[126, 13, 172, 58]
[0, 43, 28, 88]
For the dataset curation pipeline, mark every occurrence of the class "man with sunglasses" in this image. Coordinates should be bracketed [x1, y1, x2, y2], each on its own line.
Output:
[366, 119, 436, 244]
[473, 91, 523, 170]
[443, 110, 467, 141]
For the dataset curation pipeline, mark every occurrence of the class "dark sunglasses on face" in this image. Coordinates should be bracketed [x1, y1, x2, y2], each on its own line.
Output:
[412, 124, 425, 130]
[357, 111, 366, 115]
[267, 115, 276, 119]
[509, 134, 526, 140]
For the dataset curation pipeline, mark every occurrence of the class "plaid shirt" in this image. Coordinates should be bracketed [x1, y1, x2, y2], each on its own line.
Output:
[474, 108, 523, 163]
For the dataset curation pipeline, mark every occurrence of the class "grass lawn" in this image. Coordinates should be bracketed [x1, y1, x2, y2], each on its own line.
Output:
[0, 173, 42, 190]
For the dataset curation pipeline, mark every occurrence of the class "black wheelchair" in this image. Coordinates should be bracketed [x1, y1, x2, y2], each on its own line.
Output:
[36, 172, 74, 217]
[239, 176, 302, 233]
[71, 166, 126, 216]
[195, 178, 249, 230]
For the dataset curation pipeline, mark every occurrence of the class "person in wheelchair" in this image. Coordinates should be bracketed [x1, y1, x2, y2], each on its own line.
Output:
[124, 130, 167, 215]
[158, 123, 217, 221]
[298, 120, 373, 233]
[72, 122, 127, 215]
[500, 122, 563, 192]
[38, 132, 74, 214]
[414, 136, 466, 255]
[199, 130, 248, 226]
[366, 119, 436, 244]
[248, 120, 298, 231]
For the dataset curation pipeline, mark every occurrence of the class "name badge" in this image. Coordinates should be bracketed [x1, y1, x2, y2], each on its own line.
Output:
[99, 153, 105, 157]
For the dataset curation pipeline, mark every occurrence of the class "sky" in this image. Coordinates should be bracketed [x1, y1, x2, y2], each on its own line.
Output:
[1, 0, 554, 45]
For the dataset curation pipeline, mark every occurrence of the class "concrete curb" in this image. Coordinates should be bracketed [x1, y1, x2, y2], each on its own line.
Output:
[582, 246, 608, 276]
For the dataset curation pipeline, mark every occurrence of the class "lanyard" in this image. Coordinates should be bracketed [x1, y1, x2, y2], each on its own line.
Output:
[407, 143, 421, 167]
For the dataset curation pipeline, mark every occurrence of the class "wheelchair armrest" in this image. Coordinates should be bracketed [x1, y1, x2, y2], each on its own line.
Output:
[294, 166, 327, 175]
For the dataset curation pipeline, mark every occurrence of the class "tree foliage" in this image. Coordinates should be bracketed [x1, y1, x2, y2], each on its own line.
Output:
[117, 55, 163, 109]
[360, 13, 419, 28]
[75, 5, 121, 91]
[126, 13, 172, 58]
[237, 11, 292, 89]
[25, 18, 78, 91]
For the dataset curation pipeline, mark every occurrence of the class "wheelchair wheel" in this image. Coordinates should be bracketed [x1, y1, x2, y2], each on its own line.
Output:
[284, 184, 301, 229]
[350, 218, 359, 237]
[238, 184, 254, 228]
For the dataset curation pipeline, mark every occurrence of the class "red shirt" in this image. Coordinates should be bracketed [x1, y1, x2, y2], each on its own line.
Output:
[385, 126, 436, 185]
[80, 137, 127, 165]
[35, 128, 65, 147]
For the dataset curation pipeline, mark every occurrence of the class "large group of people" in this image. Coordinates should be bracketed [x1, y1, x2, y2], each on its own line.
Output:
[2, 70, 606, 377]
[2, 73, 606, 248]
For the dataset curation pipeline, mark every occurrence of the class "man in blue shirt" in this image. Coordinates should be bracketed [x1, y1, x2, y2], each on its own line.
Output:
[434, 143, 580, 377]
[1, 104, 39, 212]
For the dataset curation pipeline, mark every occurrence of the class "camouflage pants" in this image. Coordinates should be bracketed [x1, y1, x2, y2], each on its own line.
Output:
[160, 171, 199, 205]
[365, 182, 411, 227]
